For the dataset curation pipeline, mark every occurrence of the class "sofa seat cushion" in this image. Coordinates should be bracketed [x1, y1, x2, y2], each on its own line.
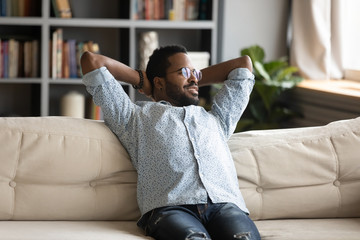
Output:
[254, 218, 360, 240]
[0, 221, 152, 240]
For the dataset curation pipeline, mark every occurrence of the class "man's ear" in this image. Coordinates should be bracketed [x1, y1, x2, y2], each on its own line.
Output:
[154, 77, 165, 90]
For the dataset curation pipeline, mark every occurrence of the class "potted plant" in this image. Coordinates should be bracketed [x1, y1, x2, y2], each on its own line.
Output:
[235, 45, 303, 132]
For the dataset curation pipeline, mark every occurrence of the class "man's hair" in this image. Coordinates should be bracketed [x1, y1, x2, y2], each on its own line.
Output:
[146, 45, 188, 94]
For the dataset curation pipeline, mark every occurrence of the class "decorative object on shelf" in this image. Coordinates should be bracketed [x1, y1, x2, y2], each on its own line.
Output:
[138, 31, 159, 71]
[52, 0, 72, 18]
[236, 45, 303, 132]
[60, 91, 85, 118]
[187, 51, 210, 70]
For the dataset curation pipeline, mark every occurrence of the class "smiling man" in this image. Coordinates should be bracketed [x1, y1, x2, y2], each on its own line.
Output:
[81, 45, 260, 240]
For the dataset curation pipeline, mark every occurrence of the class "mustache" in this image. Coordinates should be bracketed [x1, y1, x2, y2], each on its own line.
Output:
[184, 82, 198, 88]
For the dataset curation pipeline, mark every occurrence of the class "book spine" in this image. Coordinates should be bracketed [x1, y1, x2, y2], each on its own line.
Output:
[31, 39, 39, 77]
[3, 41, 9, 78]
[8, 39, 19, 78]
[56, 29, 63, 78]
[0, 39, 2, 78]
[67, 39, 77, 78]
[0, 0, 6, 16]
[52, 30, 58, 79]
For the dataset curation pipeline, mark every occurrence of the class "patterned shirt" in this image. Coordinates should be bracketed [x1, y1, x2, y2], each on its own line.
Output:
[83, 66, 254, 216]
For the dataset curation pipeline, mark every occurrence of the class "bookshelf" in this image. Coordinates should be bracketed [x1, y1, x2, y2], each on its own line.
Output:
[0, 0, 218, 118]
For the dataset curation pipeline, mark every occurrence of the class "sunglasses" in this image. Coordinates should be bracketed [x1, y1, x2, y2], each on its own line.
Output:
[168, 67, 202, 81]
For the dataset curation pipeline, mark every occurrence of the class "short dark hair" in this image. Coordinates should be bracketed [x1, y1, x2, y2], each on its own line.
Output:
[146, 45, 188, 93]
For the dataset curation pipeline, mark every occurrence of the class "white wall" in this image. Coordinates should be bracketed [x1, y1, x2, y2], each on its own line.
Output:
[219, 0, 290, 62]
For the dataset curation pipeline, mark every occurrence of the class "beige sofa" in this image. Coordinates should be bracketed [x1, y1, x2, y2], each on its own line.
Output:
[0, 116, 359, 240]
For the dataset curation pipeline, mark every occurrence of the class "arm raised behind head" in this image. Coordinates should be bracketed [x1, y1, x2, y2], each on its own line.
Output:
[80, 51, 152, 97]
[199, 55, 252, 87]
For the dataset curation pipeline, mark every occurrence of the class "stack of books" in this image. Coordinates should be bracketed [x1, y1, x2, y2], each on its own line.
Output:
[0, 0, 41, 17]
[50, 28, 101, 79]
[0, 38, 39, 78]
[133, 0, 211, 21]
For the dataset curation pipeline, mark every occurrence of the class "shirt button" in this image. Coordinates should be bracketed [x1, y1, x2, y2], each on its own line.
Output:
[256, 187, 263, 193]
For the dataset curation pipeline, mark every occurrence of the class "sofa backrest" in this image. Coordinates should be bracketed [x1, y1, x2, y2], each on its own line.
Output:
[228, 117, 360, 220]
[0, 117, 140, 221]
[1, 117, 359, 221]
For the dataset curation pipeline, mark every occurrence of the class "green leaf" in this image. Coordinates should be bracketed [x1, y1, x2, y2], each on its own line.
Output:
[276, 66, 299, 82]
[241, 45, 265, 63]
[263, 60, 288, 77]
[254, 82, 279, 113]
[254, 61, 271, 81]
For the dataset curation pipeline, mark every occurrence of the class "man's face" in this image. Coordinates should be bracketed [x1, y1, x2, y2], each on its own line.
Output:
[163, 53, 200, 107]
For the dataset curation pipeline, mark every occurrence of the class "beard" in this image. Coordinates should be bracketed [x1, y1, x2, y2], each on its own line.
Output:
[165, 81, 200, 107]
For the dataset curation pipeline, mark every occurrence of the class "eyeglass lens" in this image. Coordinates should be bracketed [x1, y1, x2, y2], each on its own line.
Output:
[181, 67, 202, 80]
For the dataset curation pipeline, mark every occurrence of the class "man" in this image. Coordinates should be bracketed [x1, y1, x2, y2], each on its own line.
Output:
[81, 45, 261, 240]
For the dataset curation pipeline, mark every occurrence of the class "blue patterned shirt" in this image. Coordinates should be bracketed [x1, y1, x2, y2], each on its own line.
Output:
[83, 66, 254, 216]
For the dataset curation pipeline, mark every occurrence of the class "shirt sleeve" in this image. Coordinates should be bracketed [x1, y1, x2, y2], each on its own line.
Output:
[210, 68, 255, 139]
[82, 66, 136, 137]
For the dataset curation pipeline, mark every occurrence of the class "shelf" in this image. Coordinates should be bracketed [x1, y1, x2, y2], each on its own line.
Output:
[48, 78, 132, 87]
[0, 78, 42, 84]
[47, 18, 215, 29]
[0, 17, 44, 25]
[0, 0, 219, 118]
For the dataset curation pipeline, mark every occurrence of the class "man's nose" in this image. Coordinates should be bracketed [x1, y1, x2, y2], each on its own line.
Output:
[188, 72, 199, 84]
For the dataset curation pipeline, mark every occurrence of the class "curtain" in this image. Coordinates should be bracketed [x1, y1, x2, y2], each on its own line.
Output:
[290, 0, 360, 80]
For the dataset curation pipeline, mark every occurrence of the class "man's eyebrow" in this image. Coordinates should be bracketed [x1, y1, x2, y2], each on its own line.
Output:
[168, 67, 184, 73]
[175, 67, 184, 71]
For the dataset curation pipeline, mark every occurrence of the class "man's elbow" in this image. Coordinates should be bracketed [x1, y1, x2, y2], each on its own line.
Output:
[242, 55, 253, 73]
[80, 51, 100, 75]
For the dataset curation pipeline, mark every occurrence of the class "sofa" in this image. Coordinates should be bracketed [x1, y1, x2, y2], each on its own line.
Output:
[0, 116, 359, 240]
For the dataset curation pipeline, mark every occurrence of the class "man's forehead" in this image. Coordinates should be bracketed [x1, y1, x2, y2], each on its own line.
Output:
[167, 53, 192, 70]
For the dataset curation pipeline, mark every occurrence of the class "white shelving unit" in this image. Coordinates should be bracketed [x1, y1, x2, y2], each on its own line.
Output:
[0, 0, 218, 117]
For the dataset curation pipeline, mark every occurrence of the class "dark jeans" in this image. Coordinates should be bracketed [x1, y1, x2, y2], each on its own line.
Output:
[138, 199, 261, 240]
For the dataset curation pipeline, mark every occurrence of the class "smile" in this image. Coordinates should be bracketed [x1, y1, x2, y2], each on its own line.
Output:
[186, 86, 199, 95]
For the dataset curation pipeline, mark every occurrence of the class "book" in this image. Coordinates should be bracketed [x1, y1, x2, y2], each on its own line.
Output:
[31, 39, 39, 77]
[0, 0, 6, 16]
[133, 0, 202, 20]
[51, 30, 58, 79]
[2, 40, 9, 78]
[8, 39, 19, 78]
[51, 28, 63, 79]
[62, 41, 70, 78]
[185, 0, 199, 20]
[0, 39, 2, 77]
[67, 39, 77, 78]
[56, 29, 63, 78]
[51, 0, 72, 18]
[24, 40, 32, 77]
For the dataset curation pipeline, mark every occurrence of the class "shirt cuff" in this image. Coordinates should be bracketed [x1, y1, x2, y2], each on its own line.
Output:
[82, 66, 114, 87]
[227, 68, 254, 81]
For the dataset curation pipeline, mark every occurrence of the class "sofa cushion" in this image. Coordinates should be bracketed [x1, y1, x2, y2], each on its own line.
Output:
[0, 221, 152, 240]
[228, 117, 360, 220]
[254, 218, 360, 240]
[0, 117, 140, 221]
